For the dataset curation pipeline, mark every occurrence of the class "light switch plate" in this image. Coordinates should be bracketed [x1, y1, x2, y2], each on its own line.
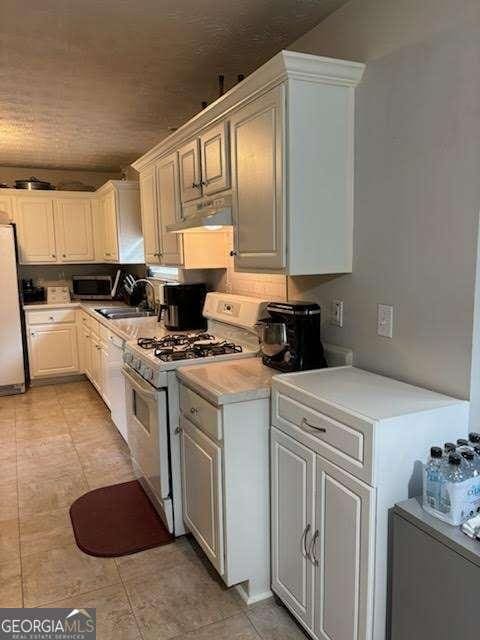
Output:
[330, 300, 344, 327]
[377, 304, 393, 338]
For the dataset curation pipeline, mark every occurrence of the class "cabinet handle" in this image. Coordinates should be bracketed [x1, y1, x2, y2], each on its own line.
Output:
[302, 524, 311, 559]
[309, 529, 320, 566]
[105, 252, 111, 257]
[301, 417, 326, 433]
[229, 250, 238, 257]
[190, 407, 198, 416]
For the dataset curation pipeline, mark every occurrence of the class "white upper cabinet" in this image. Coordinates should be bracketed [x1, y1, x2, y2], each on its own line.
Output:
[0, 195, 14, 221]
[178, 139, 202, 203]
[54, 198, 94, 262]
[15, 198, 57, 263]
[200, 121, 230, 196]
[102, 190, 119, 261]
[231, 85, 284, 271]
[139, 166, 161, 264]
[97, 181, 144, 264]
[8, 180, 142, 265]
[132, 50, 365, 276]
[156, 153, 184, 266]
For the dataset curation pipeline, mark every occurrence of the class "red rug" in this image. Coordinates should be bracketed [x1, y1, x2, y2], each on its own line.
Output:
[70, 480, 173, 557]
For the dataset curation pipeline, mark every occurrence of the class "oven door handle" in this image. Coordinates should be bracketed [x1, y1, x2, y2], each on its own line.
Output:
[122, 365, 157, 401]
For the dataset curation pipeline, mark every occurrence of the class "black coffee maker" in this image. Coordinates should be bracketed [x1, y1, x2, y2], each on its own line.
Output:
[259, 301, 327, 372]
[159, 283, 207, 331]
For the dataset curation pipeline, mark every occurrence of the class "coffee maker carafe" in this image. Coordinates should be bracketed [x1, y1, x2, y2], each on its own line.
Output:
[258, 301, 327, 372]
[159, 283, 207, 331]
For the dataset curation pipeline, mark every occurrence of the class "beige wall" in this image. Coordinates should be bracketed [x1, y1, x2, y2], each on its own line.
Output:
[286, 0, 480, 400]
[0, 166, 121, 190]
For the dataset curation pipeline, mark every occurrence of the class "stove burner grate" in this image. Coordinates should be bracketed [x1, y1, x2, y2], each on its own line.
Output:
[154, 340, 243, 362]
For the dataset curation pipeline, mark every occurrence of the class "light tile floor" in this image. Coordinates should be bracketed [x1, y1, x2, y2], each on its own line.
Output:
[0, 381, 307, 640]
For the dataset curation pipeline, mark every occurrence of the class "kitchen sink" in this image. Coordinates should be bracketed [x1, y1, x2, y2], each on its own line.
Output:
[95, 307, 157, 320]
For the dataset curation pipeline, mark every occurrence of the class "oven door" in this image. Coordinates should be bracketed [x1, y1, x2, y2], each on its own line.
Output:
[122, 364, 173, 531]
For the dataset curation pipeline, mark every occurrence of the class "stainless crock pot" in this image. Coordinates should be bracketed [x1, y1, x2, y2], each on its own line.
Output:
[14, 176, 54, 190]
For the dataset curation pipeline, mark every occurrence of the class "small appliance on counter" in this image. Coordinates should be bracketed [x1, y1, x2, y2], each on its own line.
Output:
[159, 283, 207, 330]
[21, 279, 45, 304]
[72, 275, 113, 300]
[258, 300, 327, 372]
[47, 286, 71, 304]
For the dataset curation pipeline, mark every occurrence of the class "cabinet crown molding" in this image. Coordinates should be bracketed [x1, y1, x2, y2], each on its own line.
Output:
[131, 50, 366, 173]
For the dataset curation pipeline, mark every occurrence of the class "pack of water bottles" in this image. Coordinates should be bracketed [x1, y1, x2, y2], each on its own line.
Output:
[423, 433, 480, 525]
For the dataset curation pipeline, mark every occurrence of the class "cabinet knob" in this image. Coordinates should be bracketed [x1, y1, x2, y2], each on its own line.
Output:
[30, 331, 36, 337]
[62, 254, 66, 258]
[201, 180, 208, 187]
[175, 426, 182, 435]
[190, 407, 198, 415]
[229, 250, 238, 257]
[49, 316, 54, 321]
[51, 254, 56, 258]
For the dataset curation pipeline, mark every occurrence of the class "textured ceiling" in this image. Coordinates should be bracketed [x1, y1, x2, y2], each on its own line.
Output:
[0, 0, 347, 171]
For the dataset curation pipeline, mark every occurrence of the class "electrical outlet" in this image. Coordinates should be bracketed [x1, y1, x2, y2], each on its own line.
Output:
[377, 304, 393, 338]
[330, 299, 344, 327]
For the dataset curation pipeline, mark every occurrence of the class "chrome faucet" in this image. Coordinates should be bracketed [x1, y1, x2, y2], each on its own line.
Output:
[131, 278, 156, 311]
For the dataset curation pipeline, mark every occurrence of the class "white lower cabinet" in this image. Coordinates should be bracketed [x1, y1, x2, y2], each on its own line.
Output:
[272, 426, 374, 640]
[178, 381, 270, 604]
[181, 415, 224, 574]
[271, 428, 315, 629]
[28, 323, 79, 378]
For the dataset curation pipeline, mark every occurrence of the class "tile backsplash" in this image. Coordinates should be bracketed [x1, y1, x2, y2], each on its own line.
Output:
[218, 229, 287, 301]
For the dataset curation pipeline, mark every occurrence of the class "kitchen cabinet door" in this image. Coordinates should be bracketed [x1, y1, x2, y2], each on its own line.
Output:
[100, 343, 110, 407]
[271, 427, 315, 631]
[0, 196, 14, 221]
[200, 121, 230, 195]
[89, 337, 102, 391]
[139, 166, 161, 264]
[181, 415, 224, 575]
[156, 153, 183, 266]
[314, 455, 374, 640]
[81, 328, 92, 379]
[54, 198, 94, 262]
[178, 139, 202, 203]
[230, 85, 285, 271]
[102, 191, 119, 261]
[28, 324, 79, 378]
[15, 198, 57, 263]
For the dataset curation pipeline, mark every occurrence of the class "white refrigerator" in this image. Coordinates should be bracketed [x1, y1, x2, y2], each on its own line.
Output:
[0, 224, 26, 394]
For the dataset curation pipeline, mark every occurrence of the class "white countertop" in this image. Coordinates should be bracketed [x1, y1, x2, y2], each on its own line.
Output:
[177, 357, 276, 406]
[23, 300, 166, 342]
[274, 366, 465, 420]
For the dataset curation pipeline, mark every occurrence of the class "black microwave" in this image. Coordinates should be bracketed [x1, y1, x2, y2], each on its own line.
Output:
[72, 275, 113, 300]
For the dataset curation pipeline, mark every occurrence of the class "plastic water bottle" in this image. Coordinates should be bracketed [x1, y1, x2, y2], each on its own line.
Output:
[444, 442, 457, 454]
[461, 450, 476, 477]
[439, 453, 468, 521]
[423, 446, 445, 511]
[468, 432, 480, 446]
[456, 438, 471, 452]
[473, 445, 480, 476]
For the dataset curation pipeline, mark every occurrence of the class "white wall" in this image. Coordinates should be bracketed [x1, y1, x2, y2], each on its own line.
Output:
[287, 0, 480, 400]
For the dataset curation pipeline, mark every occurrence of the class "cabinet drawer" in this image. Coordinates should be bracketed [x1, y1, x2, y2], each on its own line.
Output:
[27, 308, 76, 325]
[80, 311, 90, 326]
[273, 391, 373, 483]
[180, 384, 222, 441]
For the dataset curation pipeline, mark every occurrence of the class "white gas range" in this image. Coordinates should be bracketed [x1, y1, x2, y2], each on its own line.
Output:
[121, 292, 268, 535]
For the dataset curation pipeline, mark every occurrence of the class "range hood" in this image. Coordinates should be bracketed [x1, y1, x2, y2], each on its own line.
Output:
[167, 194, 233, 233]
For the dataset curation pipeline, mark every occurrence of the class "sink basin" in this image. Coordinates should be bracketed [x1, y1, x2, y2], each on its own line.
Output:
[95, 307, 157, 320]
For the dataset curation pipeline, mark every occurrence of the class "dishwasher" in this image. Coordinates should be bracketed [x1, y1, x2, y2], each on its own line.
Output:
[106, 332, 128, 442]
